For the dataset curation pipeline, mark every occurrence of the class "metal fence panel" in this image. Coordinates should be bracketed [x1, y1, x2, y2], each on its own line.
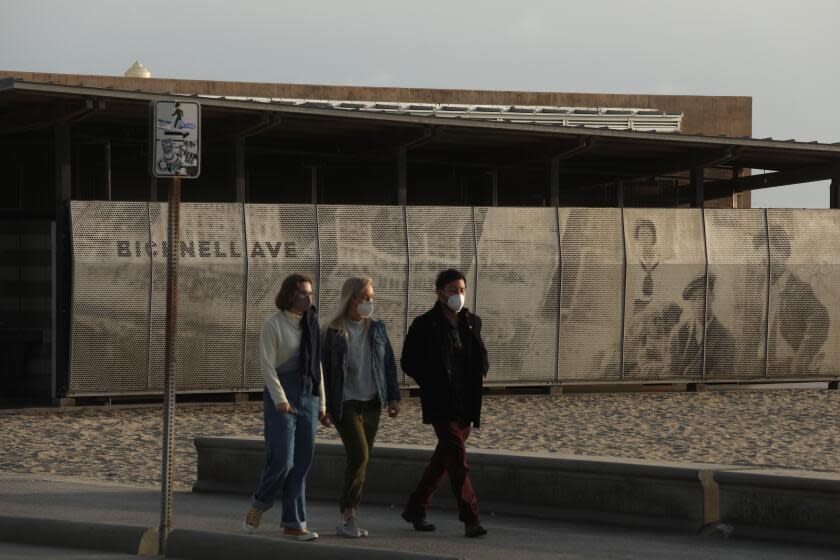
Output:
[474, 207, 559, 383]
[703, 209, 768, 379]
[406, 206, 477, 383]
[317, 205, 408, 366]
[244, 204, 319, 388]
[622, 209, 706, 380]
[557, 208, 624, 381]
[69, 201, 150, 394]
[149, 203, 245, 390]
[766, 209, 840, 377]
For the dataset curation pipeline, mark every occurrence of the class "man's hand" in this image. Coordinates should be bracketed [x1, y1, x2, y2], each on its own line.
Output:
[319, 410, 333, 427]
[388, 400, 401, 418]
[275, 401, 294, 414]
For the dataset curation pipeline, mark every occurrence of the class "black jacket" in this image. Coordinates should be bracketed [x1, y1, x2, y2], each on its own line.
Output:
[401, 302, 489, 427]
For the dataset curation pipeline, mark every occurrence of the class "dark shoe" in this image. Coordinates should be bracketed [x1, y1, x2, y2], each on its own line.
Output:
[401, 511, 436, 532]
[465, 523, 487, 538]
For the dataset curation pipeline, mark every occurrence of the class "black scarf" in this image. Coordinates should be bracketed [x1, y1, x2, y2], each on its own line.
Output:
[298, 305, 322, 392]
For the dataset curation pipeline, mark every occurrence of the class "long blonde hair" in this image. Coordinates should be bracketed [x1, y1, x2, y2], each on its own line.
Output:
[325, 276, 374, 334]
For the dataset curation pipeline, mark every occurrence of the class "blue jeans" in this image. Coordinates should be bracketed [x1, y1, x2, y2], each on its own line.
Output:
[251, 370, 319, 529]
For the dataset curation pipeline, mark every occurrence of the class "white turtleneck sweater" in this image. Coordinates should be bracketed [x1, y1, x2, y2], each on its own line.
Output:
[259, 310, 326, 412]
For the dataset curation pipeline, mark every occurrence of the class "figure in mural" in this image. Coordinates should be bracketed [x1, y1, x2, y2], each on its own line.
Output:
[668, 273, 734, 377]
[758, 233, 830, 375]
[620, 219, 675, 377]
[632, 219, 660, 313]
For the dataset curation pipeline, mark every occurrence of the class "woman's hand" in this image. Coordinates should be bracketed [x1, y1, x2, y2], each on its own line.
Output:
[275, 401, 294, 414]
[388, 400, 400, 418]
[319, 410, 333, 427]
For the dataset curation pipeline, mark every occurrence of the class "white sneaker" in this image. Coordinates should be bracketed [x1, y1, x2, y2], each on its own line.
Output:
[336, 518, 363, 538]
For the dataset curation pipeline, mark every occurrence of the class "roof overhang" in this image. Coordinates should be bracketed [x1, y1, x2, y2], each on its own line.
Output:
[2, 78, 839, 191]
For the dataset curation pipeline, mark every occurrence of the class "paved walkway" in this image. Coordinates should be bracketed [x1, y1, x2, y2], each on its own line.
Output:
[0, 472, 834, 559]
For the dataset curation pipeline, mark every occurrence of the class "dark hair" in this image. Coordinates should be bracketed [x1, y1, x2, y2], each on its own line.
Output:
[435, 268, 466, 290]
[634, 219, 657, 242]
[275, 273, 314, 310]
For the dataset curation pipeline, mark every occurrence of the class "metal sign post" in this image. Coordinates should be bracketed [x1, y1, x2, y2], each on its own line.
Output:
[151, 100, 200, 555]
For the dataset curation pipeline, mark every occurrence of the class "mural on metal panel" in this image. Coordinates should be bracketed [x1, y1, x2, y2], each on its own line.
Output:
[317, 205, 408, 362]
[68, 202, 840, 395]
[148, 203, 246, 389]
[621, 209, 709, 379]
[557, 208, 623, 380]
[405, 207, 477, 383]
[243, 204, 319, 386]
[474, 208, 559, 382]
[69, 201, 151, 393]
[704, 210, 768, 378]
[766, 210, 836, 377]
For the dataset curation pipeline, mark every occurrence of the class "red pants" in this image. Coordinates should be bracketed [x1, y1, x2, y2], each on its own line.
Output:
[405, 419, 480, 524]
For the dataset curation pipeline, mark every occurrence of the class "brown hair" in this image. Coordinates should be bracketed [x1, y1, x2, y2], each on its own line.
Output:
[275, 273, 314, 311]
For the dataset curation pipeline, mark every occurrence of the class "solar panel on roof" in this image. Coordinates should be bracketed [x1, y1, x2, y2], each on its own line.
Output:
[300, 101, 332, 108]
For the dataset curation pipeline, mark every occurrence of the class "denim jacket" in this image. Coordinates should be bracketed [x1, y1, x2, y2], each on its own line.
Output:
[322, 319, 401, 422]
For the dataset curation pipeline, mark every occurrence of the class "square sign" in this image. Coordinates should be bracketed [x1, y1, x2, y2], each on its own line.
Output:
[151, 101, 201, 178]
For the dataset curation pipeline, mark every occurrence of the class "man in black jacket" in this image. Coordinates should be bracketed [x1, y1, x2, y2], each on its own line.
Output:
[400, 269, 490, 538]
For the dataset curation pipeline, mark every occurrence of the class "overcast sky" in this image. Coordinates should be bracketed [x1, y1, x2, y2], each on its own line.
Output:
[1, 0, 838, 207]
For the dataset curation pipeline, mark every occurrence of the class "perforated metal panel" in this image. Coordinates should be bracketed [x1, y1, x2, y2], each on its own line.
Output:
[622, 209, 705, 380]
[558, 208, 624, 381]
[473, 207, 558, 383]
[69, 201, 150, 395]
[149, 203, 246, 390]
[406, 207, 476, 383]
[766, 209, 840, 377]
[244, 204, 319, 387]
[704, 209, 768, 379]
[317, 205, 407, 365]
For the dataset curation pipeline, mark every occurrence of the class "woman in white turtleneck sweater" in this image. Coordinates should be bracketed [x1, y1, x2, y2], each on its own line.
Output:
[242, 273, 330, 541]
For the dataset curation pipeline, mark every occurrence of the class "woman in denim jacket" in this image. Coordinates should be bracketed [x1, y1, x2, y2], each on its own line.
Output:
[322, 276, 401, 538]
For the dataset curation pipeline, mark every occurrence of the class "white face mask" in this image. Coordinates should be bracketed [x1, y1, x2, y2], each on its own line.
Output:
[356, 300, 374, 318]
[446, 293, 465, 313]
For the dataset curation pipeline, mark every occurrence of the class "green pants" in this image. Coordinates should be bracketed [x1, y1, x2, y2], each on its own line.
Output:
[335, 398, 381, 511]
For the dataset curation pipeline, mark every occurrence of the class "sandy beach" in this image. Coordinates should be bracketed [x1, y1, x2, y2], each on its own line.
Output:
[1, 390, 839, 490]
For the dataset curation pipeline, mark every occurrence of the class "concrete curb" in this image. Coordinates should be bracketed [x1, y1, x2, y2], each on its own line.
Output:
[195, 436, 840, 545]
[166, 528, 460, 560]
[0, 514, 158, 555]
[715, 468, 840, 546]
[194, 437, 728, 532]
[0, 514, 460, 559]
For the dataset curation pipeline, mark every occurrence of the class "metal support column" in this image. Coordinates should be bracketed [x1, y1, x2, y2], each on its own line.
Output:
[691, 167, 704, 208]
[105, 141, 112, 201]
[489, 169, 499, 207]
[53, 121, 71, 400]
[831, 177, 839, 209]
[235, 136, 247, 202]
[549, 156, 560, 207]
[397, 146, 407, 205]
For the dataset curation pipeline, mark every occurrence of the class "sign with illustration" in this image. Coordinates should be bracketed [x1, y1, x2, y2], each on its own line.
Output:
[151, 101, 201, 178]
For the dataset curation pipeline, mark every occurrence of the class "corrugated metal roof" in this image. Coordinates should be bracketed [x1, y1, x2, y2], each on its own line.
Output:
[2, 78, 839, 155]
[187, 94, 684, 132]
